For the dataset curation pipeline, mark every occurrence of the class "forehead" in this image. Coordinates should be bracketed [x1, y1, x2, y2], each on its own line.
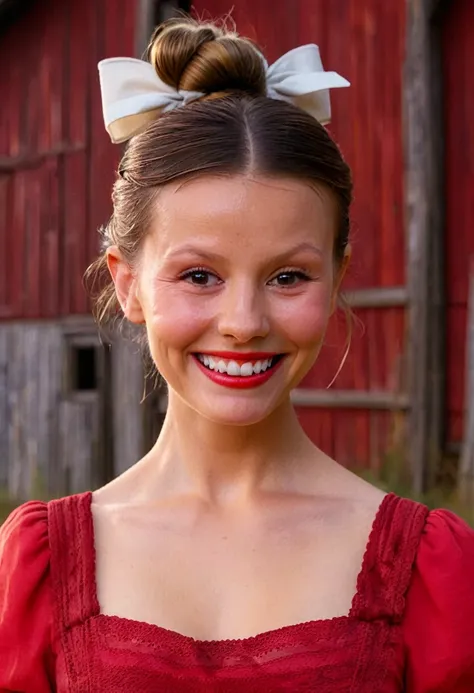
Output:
[149, 175, 337, 252]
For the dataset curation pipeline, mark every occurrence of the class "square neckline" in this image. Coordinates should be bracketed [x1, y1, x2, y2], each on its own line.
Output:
[74, 490, 394, 646]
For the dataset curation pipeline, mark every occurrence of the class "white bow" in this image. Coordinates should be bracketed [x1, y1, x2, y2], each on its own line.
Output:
[98, 44, 349, 144]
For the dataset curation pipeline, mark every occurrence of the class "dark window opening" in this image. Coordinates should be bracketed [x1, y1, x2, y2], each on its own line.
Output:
[71, 346, 98, 391]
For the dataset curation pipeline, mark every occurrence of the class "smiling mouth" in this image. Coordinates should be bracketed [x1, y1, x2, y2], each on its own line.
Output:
[194, 353, 284, 377]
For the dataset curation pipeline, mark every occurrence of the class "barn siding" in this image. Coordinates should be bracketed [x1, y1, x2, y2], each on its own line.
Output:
[0, 0, 139, 320]
[442, 0, 474, 445]
[0, 321, 144, 499]
[0, 323, 64, 497]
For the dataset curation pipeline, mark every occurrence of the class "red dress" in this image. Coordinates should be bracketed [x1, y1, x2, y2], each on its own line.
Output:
[1, 492, 474, 692]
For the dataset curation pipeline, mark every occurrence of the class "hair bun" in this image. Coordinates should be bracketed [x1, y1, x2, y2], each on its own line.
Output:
[148, 17, 267, 97]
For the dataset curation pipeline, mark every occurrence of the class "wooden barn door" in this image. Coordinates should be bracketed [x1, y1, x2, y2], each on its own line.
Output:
[442, 0, 474, 450]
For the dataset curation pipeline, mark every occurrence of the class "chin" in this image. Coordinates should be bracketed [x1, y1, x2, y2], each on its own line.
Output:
[191, 392, 288, 427]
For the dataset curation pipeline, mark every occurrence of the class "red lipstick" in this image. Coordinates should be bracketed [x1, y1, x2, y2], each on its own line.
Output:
[197, 351, 278, 362]
[192, 353, 285, 390]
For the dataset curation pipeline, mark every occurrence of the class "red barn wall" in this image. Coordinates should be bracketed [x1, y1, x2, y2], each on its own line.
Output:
[0, 0, 408, 470]
[193, 0, 407, 468]
[0, 0, 138, 320]
[442, 0, 474, 445]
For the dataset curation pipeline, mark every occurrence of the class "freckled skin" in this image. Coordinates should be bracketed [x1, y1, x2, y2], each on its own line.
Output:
[132, 175, 342, 425]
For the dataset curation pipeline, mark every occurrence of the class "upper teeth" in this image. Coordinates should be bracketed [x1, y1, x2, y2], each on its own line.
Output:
[197, 355, 275, 376]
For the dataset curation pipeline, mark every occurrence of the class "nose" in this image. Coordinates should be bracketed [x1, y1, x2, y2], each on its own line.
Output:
[217, 281, 270, 343]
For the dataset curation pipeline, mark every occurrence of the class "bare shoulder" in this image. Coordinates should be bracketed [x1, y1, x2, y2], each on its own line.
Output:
[92, 456, 152, 508]
[308, 455, 388, 536]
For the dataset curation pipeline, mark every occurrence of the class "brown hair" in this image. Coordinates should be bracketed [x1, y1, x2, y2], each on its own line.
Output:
[87, 16, 353, 326]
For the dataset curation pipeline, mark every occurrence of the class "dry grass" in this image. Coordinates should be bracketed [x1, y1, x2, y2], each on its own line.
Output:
[355, 451, 474, 527]
[0, 490, 21, 525]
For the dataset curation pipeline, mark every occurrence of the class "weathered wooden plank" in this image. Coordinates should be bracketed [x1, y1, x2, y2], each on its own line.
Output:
[59, 399, 99, 494]
[0, 176, 10, 313]
[291, 389, 410, 410]
[404, 0, 445, 493]
[112, 332, 144, 475]
[24, 325, 40, 495]
[60, 315, 99, 334]
[24, 169, 41, 318]
[7, 324, 25, 497]
[0, 326, 8, 487]
[10, 172, 26, 317]
[0, 145, 85, 173]
[63, 152, 88, 315]
[135, 0, 154, 57]
[41, 326, 63, 496]
[6, 32, 22, 158]
[68, 1, 89, 146]
[345, 286, 408, 309]
[459, 264, 474, 504]
[41, 159, 60, 318]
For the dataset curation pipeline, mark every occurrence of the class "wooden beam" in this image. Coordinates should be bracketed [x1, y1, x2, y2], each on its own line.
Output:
[291, 389, 409, 410]
[135, 0, 155, 58]
[0, 144, 85, 173]
[459, 264, 474, 504]
[405, 0, 430, 494]
[404, 0, 446, 493]
[59, 315, 97, 335]
[345, 286, 408, 309]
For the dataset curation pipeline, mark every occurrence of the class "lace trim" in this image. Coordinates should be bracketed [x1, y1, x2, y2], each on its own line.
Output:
[351, 494, 429, 622]
[49, 493, 99, 630]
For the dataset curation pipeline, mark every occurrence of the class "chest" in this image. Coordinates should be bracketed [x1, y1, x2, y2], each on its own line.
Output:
[93, 506, 369, 640]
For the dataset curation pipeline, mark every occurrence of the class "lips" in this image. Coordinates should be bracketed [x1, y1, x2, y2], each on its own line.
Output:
[192, 352, 285, 389]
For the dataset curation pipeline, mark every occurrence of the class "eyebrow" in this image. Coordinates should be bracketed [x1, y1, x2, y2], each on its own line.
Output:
[165, 242, 323, 263]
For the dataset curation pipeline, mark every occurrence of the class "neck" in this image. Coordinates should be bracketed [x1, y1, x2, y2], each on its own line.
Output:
[145, 391, 317, 504]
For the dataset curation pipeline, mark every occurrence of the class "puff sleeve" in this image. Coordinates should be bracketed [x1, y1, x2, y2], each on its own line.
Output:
[0, 502, 55, 692]
[403, 508, 474, 692]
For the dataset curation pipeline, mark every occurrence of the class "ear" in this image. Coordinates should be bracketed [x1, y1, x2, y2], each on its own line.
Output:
[106, 247, 145, 324]
[330, 244, 351, 315]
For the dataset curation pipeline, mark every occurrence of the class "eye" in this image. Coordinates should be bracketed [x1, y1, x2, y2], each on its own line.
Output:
[268, 270, 312, 288]
[180, 269, 221, 287]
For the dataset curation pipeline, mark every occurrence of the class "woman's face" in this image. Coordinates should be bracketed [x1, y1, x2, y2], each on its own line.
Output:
[109, 175, 348, 426]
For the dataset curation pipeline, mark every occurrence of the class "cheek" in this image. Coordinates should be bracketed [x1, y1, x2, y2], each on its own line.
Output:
[273, 287, 333, 348]
[142, 286, 214, 352]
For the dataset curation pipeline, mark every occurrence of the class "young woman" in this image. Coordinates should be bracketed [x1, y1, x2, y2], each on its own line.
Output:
[1, 17, 474, 693]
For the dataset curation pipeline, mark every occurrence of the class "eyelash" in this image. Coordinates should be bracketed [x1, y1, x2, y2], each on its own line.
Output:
[178, 267, 314, 287]
[179, 267, 222, 286]
[271, 269, 313, 287]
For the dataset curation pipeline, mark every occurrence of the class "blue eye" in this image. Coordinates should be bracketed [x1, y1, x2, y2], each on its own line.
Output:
[269, 271, 311, 287]
[180, 269, 221, 286]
